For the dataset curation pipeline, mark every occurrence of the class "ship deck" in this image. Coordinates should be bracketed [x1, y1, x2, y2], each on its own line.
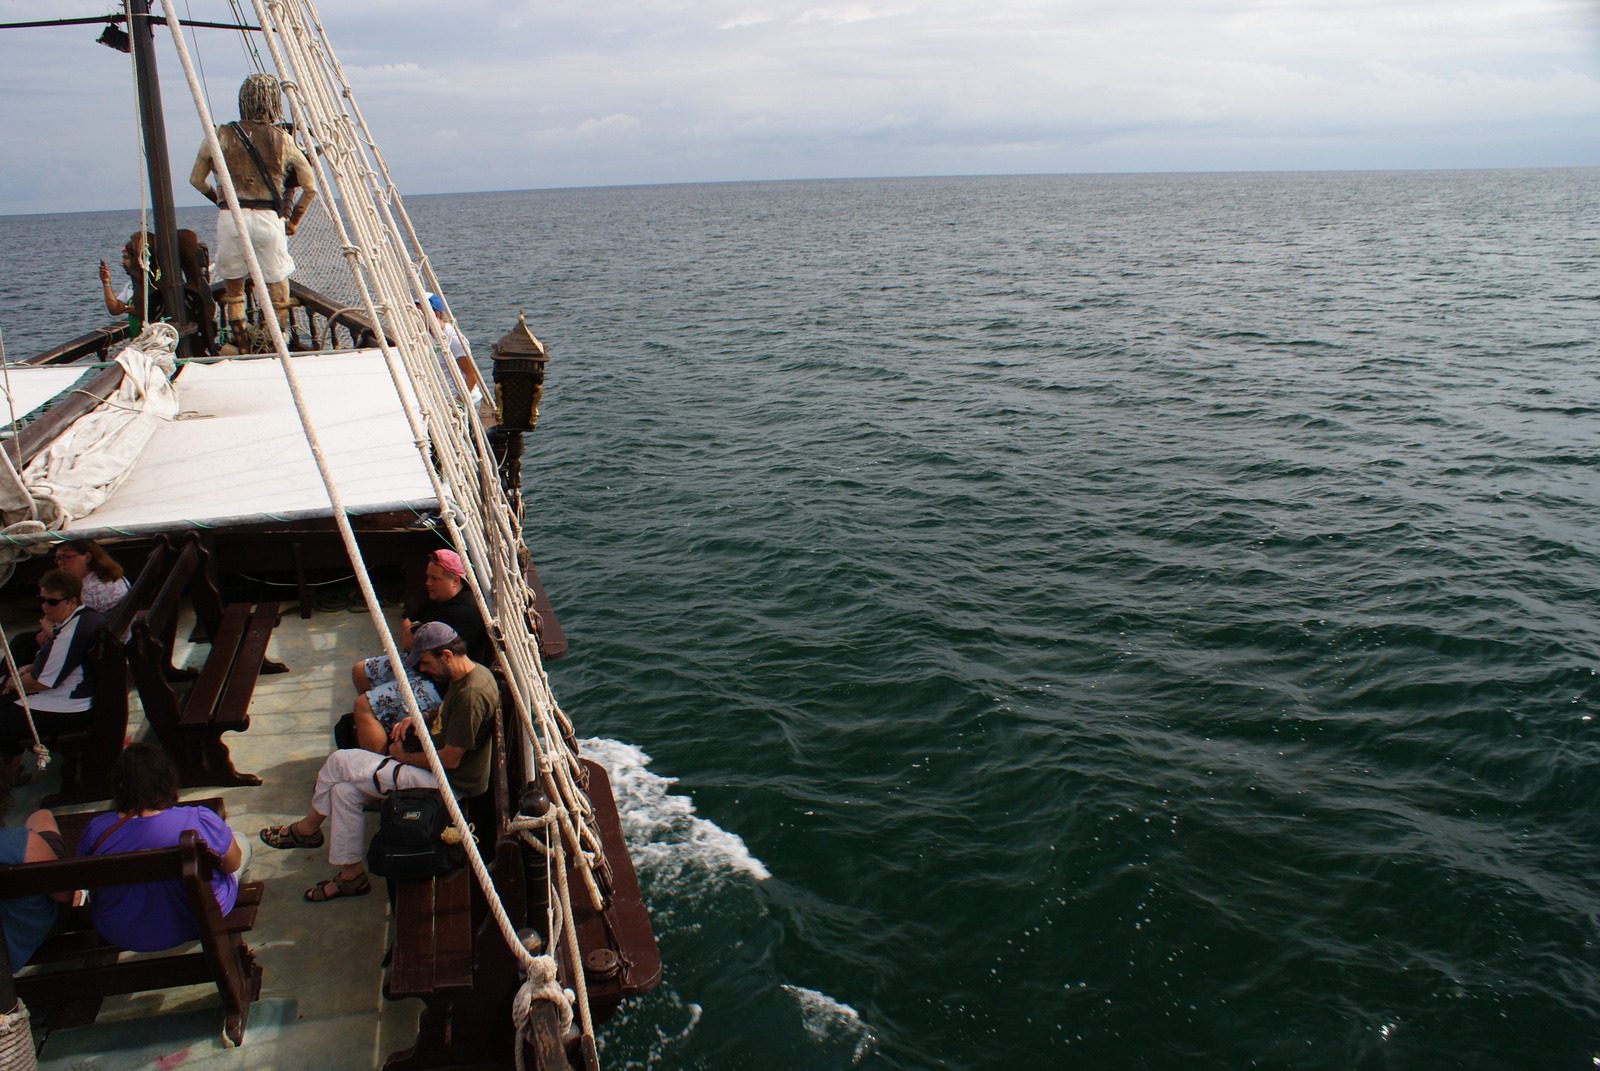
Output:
[2, 584, 425, 1070]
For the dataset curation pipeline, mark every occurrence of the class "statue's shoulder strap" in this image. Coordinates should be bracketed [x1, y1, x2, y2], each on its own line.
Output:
[227, 121, 286, 218]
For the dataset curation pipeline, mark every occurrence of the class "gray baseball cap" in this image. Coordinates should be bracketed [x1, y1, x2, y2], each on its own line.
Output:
[406, 621, 459, 669]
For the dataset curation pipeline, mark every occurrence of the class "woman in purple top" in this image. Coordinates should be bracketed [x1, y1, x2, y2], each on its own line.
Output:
[79, 744, 246, 952]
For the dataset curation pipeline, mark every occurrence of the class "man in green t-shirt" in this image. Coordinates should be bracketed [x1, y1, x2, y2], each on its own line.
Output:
[407, 636, 497, 799]
[257, 622, 498, 903]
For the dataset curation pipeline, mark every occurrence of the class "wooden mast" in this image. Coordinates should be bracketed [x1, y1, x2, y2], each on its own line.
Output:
[127, 0, 191, 359]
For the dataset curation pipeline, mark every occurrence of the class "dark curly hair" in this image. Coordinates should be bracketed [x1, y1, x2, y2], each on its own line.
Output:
[38, 569, 81, 602]
[110, 743, 179, 814]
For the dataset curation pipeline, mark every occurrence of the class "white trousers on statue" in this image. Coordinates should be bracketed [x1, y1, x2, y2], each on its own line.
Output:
[312, 748, 442, 866]
[215, 207, 294, 284]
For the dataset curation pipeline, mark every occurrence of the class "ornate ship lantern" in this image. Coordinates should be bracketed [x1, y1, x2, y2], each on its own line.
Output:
[490, 312, 549, 433]
[487, 312, 550, 500]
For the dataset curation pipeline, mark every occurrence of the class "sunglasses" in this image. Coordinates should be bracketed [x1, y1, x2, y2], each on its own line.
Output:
[37, 595, 69, 606]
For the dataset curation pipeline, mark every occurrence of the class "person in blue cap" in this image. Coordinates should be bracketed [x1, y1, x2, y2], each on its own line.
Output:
[417, 293, 489, 416]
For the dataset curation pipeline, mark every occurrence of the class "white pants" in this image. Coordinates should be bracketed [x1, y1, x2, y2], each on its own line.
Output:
[230, 824, 253, 879]
[215, 207, 294, 284]
[312, 749, 442, 866]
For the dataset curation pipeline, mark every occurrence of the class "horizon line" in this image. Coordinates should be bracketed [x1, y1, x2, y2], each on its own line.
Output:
[3, 162, 1596, 220]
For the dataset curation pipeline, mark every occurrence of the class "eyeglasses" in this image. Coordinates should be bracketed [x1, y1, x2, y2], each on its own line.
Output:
[53, 550, 84, 561]
[37, 595, 68, 607]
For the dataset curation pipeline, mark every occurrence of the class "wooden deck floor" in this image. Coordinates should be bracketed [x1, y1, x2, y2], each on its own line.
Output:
[2, 591, 427, 1070]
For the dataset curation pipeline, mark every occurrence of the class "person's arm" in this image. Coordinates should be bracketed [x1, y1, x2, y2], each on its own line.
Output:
[454, 353, 484, 393]
[282, 142, 318, 237]
[22, 830, 56, 864]
[29, 613, 97, 695]
[387, 739, 463, 770]
[196, 812, 244, 874]
[19, 671, 45, 695]
[399, 618, 414, 652]
[402, 678, 491, 772]
[189, 138, 218, 203]
[20, 622, 50, 692]
[99, 261, 128, 315]
[439, 324, 484, 392]
[23, 831, 76, 903]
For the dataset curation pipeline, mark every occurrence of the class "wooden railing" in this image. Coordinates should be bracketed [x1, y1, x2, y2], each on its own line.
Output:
[19, 280, 389, 366]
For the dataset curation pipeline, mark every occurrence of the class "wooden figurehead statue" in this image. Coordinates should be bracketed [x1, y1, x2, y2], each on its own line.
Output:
[188, 73, 318, 353]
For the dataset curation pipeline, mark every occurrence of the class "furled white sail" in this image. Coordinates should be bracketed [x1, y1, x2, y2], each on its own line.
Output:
[0, 324, 179, 582]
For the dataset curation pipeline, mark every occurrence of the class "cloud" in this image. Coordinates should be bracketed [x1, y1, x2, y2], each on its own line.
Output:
[344, 62, 424, 78]
[532, 113, 642, 143]
[0, 0, 1597, 213]
[794, 6, 904, 26]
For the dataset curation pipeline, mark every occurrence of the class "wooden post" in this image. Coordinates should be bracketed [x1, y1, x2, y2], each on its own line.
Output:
[128, 0, 191, 360]
[293, 541, 312, 619]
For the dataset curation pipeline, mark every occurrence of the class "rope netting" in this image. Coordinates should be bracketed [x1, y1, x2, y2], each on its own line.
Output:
[284, 199, 358, 314]
[157, 0, 609, 1053]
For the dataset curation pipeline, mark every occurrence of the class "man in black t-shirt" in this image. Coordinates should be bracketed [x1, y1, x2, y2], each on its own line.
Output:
[346, 549, 488, 753]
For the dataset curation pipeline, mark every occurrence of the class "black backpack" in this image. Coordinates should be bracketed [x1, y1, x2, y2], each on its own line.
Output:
[365, 761, 467, 880]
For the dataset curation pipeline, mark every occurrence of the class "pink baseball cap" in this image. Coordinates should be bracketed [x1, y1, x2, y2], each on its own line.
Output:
[430, 549, 467, 578]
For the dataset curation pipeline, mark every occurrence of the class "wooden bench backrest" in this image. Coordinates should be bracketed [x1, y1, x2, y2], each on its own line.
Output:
[108, 538, 174, 640]
[133, 535, 226, 646]
[0, 829, 221, 900]
[72, 542, 173, 743]
[127, 533, 232, 674]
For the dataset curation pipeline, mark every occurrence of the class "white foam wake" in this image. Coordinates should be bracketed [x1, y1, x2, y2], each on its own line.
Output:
[580, 737, 772, 885]
[782, 985, 875, 1066]
[580, 739, 875, 1068]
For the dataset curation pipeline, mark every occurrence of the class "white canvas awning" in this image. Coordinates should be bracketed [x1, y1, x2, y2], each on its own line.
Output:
[22, 350, 438, 542]
[0, 366, 100, 429]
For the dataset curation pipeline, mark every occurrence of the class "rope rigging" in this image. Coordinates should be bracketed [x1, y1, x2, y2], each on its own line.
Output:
[157, 0, 609, 1055]
[0, 332, 48, 776]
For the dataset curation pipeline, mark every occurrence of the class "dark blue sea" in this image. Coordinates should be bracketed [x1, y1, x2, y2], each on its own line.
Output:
[4, 169, 1600, 1070]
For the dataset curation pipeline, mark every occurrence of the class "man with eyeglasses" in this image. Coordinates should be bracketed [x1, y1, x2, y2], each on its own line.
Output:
[0, 570, 107, 782]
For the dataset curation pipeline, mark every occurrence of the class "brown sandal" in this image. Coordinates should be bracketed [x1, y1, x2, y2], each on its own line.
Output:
[260, 823, 324, 850]
[305, 872, 371, 902]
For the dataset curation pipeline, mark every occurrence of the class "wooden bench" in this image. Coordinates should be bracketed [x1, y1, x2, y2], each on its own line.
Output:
[388, 866, 474, 997]
[382, 719, 502, 1006]
[381, 695, 524, 1071]
[0, 797, 265, 1045]
[127, 533, 287, 788]
[41, 540, 175, 807]
[380, 667, 655, 1071]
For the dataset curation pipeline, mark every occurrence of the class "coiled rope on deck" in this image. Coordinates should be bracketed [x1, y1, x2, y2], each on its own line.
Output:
[0, 999, 35, 1071]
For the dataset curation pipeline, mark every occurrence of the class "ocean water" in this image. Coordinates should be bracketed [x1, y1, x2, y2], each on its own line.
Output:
[3, 169, 1600, 1070]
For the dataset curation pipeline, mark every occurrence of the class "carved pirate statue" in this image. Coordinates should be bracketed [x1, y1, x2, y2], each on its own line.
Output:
[188, 73, 318, 352]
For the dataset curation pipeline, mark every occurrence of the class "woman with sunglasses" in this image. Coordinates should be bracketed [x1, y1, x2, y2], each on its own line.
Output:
[9, 541, 129, 673]
[0, 570, 106, 782]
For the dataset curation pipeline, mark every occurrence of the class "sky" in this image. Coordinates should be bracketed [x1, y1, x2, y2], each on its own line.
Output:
[1, 0, 1598, 215]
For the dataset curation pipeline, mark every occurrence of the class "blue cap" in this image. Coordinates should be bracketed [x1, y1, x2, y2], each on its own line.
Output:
[427, 294, 445, 314]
